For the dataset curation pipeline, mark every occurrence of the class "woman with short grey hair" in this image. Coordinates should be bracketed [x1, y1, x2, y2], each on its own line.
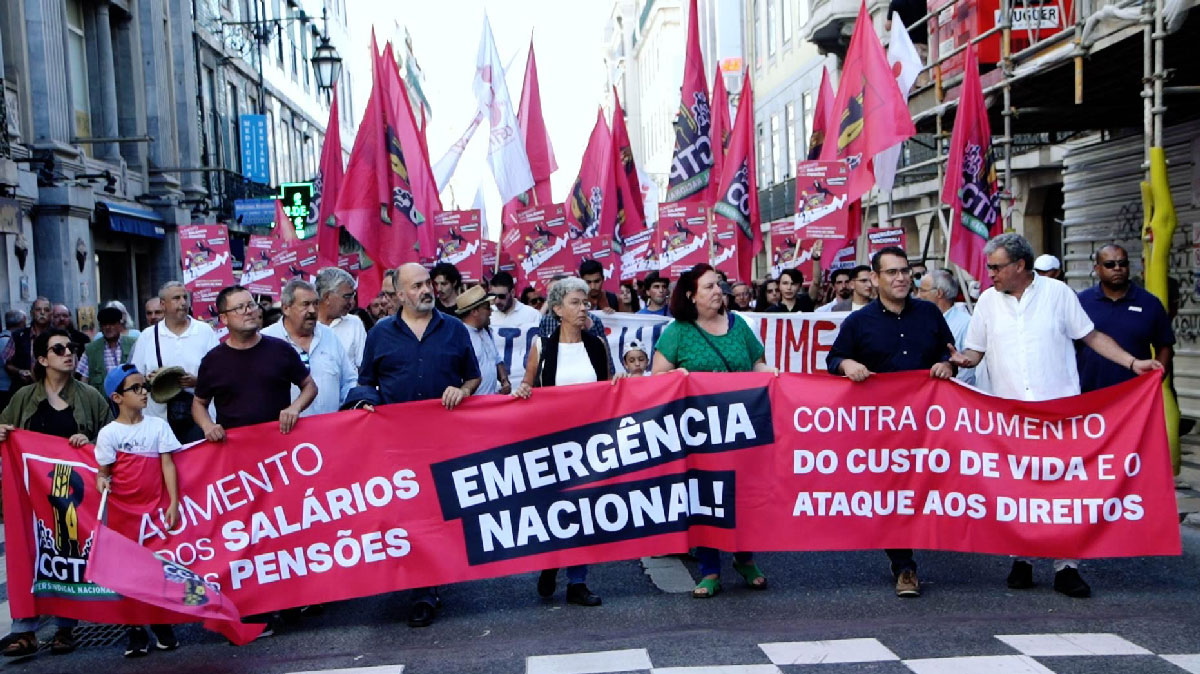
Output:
[513, 274, 628, 607]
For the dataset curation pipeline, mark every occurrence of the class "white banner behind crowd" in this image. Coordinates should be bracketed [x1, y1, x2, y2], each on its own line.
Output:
[493, 311, 850, 381]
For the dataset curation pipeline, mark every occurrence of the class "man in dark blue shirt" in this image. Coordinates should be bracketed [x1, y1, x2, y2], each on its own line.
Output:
[827, 247, 956, 600]
[357, 262, 481, 628]
[1076, 244, 1174, 392]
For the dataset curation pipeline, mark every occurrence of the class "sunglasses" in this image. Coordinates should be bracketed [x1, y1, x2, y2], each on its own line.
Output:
[47, 343, 83, 357]
[1101, 259, 1130, 269]
[530, 297, 546, 307]
[117, 382, 148, 395]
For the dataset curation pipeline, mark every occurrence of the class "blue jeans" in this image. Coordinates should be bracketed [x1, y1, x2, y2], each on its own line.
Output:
[696, 548, 754, 578]
[566, 565, 587, 585]
[10, 617, 77, 633]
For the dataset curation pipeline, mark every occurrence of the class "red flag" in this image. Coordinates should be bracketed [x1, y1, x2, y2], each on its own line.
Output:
[807, 67, 836, 160]
[381, 42, 441, 255]
[611, 87, 645, 241]
[942, 45, 1002, 289]
[272, 198, 298, 244]
[667, 0, 712, 202]
[315, 88, 345, 267]
[566, 109, 619, 288]
[819, 1, 915, 203]
[712, 72, 763, 284]
[86, 521, 263, 645]
[502, 42, 558, 226]
[706, 67, 732, 204]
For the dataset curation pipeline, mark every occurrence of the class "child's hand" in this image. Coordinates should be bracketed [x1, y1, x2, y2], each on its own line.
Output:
[165, 503, 180, 530]
[67, 434, 88, 448]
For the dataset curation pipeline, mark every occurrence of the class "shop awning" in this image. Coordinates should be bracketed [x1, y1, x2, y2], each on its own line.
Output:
[97, 202, 165, 239]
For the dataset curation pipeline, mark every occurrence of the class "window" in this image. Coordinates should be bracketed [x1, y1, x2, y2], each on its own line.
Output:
[301, 25, 311, 91]
[802, 91, 815, 159]
[770, 114, 781, 183]
[289, 8, 299, 81]
[757, 123, 769, 185]
[785, 103, 796, 177]
[767, 0, 778, 57]
[782, 0, 793, 44]
[754, 0, 763, 68]
[201, 65, 219, 166]
[65, 0, 90, 143]
[227, 83, 240, 172]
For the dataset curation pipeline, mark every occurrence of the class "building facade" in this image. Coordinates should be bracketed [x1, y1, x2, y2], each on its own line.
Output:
[0, 0, 353, 329]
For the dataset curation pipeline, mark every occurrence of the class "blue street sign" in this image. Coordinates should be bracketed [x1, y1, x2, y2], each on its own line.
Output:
[239, 114, 271, 185]
[233, 198, 276, 227]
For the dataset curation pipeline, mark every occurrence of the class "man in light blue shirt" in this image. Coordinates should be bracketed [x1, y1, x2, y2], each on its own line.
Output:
[263, 279, 356, 416]
[917, 269, 975, 385]
[456, 286, 509, 395]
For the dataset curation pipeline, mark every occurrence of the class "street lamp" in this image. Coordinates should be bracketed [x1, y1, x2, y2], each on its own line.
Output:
[311, 35, 343, 92]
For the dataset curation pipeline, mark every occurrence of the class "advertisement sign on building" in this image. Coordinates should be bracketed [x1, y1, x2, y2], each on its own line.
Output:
[239, 115, 270, 185]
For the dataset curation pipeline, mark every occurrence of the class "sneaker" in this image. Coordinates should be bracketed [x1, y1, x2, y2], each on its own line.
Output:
[1006, 560, 1035, 589]
[150, 624, 179, 651]
[894, 569, 921, 597]
[124, 628, 150, 658]
[1053, 567, 1091, 598]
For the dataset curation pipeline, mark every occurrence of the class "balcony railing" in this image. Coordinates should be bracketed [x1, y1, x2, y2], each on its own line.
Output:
[206, 169, 275, 222]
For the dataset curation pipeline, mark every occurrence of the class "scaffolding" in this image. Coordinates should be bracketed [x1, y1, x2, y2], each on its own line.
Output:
[871, 0, 1171, 298]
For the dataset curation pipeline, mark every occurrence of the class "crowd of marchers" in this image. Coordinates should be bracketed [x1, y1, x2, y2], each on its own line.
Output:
[0, 232, 1174, 660]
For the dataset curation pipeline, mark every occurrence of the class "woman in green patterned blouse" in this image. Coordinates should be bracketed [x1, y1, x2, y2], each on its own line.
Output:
[651, 263, 776, 598]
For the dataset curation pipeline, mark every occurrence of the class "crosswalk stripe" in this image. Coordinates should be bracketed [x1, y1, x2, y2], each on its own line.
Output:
[652, 662, 782, 666]
[995, 633, 1152, 656]
[283, 662, 405, 666]
[526, 648, 653, 674]
[903, 655, 1056, 674]
[759, 638, 900, 665]
[1162, 655, 1200, 673]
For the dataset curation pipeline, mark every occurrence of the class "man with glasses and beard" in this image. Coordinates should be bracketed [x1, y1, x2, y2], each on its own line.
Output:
[351, 262, 481, 628]
[489, 272, 541, 385]
[1076, 244, 1174, 393]
[948, 233, 1162, 598]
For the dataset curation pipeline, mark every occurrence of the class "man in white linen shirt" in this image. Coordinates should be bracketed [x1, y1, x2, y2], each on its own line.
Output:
[948, 233, 1162, 598]
[264, 279, 355, 416]
[129, 281, 219, 441]
[488, 271, 541, 384]
[315, 267, 366, 373]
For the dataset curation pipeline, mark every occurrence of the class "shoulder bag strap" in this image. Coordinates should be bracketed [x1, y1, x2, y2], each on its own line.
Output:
[154, 323, 163, 369]
[690, 322, 733, 373]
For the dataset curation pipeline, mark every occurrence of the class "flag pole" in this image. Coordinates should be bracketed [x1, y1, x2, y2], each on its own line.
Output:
[97, 486, 110, 526]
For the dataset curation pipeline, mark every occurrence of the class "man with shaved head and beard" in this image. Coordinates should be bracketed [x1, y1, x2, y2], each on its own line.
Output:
[353, 263, 480, 628]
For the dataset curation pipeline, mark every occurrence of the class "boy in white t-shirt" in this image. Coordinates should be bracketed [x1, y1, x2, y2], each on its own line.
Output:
[95, 363, 182, 658]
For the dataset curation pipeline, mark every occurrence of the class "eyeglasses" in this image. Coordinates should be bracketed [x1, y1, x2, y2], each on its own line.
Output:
[492, 293, 510, 302]
[1101, 259, 1130, 269]
[986, 260, 1017, 273]
[220, 301, 261, 315]
[529, 297, 545, 307]
[47, 343, 82, 357]
[117, 382, 148, 395]
[340, 291, 356, 300]
[880, 267, 913, 278]
[564, 299, 593, 310]
[912, 272, 924, 281]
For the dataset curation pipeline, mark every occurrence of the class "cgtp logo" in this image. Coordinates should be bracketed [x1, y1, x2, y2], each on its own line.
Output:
[33, 464, 101, 594]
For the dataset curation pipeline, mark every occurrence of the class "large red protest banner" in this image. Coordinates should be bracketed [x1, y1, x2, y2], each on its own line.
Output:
[426, 210, 484, 283]
[2, 372, 1177, 625]
[656, 203, 710, 278]
[180, 224, 234, 330]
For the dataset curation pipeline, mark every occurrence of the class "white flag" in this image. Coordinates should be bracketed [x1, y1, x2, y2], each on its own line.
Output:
[433, 112, 484, 192]
[473, 182, 491, 239]
[874, 13, 924, 194]
[473, 15, 535, 203]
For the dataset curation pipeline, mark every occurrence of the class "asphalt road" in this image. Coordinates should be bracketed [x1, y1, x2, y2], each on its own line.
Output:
[5, 527, 1200, 673]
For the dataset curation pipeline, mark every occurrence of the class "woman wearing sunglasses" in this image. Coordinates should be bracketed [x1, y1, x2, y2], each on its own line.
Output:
[0, 328, 113, 657]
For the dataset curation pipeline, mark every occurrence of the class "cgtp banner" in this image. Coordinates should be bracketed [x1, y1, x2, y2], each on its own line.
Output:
[3, 372, 1178, 624]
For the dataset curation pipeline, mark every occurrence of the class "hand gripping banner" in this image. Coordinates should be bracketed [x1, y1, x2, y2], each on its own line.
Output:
[2, 371, 1178, 624]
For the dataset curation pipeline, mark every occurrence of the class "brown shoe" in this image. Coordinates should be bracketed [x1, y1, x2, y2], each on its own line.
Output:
[895, 569, 921, 597]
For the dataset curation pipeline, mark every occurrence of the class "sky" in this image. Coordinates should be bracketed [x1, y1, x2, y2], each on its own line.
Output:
[346, 1, 615, 238]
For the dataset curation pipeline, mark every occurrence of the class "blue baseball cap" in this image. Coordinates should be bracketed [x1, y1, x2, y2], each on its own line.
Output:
[103, 363, 141, 399]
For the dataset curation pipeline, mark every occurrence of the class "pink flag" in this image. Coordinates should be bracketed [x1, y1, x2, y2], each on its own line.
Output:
[380, 42, 441, 257]
[819, 1, 916, 203]
[315, 88, 345, 267]
[942, 45, 1002, 288]
[712, 71, 763, 283]
[706, 67, 732, 204]
[86, 522, 263, 645]
[566, 109, 618, 243]
[272, 198, 298, 244]
[666, 0, 712, 202]
[611, 87, 645, 241]
[807, 67, 836, 160]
